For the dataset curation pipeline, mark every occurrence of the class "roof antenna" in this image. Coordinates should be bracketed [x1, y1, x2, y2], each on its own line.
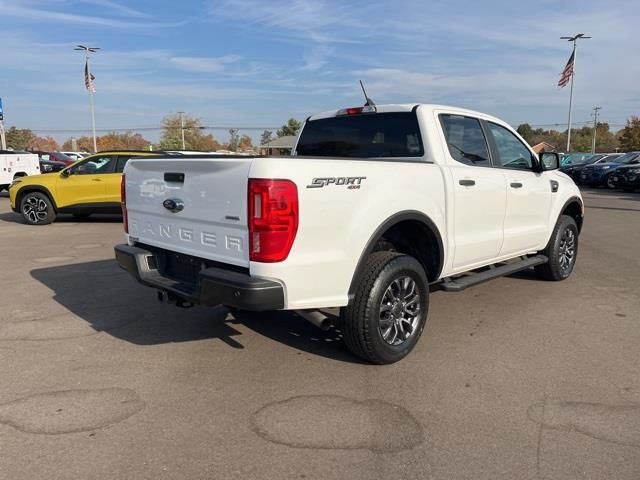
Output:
[359, 80, 376, 107]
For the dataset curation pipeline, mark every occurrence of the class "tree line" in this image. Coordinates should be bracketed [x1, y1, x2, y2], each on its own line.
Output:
[5, 114, 639, 153]
[3, 114, 303, 152]
[517, 116, 640, 153]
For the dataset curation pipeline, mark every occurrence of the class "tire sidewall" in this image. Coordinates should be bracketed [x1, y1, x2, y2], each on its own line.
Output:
[549, 216, 579, 279]
[365, 257, 429, 363]
[21, 192, 54, 225]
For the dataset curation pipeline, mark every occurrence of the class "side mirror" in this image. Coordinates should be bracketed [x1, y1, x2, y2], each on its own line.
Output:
[539, 152, 560, 171]
[60, 169, 70, 177]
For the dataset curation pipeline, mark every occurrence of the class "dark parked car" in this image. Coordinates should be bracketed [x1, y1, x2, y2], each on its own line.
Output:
[561, 153, 623, 183]
[580, 152, 640, 188]
[609, 157, 640, 191]
[39, 159, 67, 173]
[30, 151, 76, 166]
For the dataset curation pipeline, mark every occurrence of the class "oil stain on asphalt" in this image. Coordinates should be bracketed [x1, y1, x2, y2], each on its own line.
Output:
[0, 388, 145, 434]
[251, 395, 424, 453]
[528, 400, 640, 448]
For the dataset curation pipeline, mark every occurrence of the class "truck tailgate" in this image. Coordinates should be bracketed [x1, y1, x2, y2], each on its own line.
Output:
[125, 157, 252, 267]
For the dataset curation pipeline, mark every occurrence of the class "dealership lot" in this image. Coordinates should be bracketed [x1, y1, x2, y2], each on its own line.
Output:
[0, 189, 639, 480]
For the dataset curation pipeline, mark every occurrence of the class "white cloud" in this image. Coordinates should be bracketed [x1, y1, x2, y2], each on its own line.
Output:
[168, 55, 242, 73]
[0, 1, 185, 28]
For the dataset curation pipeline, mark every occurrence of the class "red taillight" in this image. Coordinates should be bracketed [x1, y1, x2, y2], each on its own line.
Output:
[336, 105, 376, 116]
[248, 179, 298, 263]
[121, 174, 128, 234]
[345, 107, 363, 115]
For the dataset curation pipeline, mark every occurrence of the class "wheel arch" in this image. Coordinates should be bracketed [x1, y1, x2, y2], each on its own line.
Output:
[348, 210, 444, 296]
[560, 196, 584, 233]
[16, 186, 58, 212]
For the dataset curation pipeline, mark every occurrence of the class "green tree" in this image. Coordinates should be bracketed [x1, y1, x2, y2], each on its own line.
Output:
[516, 123, 534, 144]
[619, 116, 640, 152]
[276, 118, 301, 137]
[6, 127, 36, 150]
[159, 113, 221, 151]
[260, 129, 274, 145]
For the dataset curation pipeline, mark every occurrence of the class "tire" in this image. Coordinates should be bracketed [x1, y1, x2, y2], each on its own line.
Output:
[340, 251, 429, 364]
[606, 175, 616, 189]
[20, 191, 56, 225]
[535, 215, 578, 281]
[72, 213, 91, 219]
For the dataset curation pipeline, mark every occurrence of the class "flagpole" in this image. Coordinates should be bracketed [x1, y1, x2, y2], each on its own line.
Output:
[87, 52, 97, 153]
[565, 42, 576, 152]
[560, 34, 590, 153]
[74, 45, 100, 153]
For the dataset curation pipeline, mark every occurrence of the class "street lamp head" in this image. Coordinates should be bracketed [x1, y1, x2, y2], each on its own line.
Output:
[74, 45, 100, 52]
[560, 34, 591, 42]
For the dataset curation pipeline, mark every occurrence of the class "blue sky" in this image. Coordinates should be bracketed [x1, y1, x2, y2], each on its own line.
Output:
[0, 0, 638, 143]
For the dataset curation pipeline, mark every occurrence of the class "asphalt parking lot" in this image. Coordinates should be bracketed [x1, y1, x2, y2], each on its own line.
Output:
[0, 189, 639, 480]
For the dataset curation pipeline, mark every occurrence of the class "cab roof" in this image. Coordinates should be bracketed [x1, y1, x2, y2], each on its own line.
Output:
[307, 103, 508, 126]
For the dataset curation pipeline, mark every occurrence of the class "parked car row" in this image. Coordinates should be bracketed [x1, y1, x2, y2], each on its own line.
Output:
[559, 152, 640, 190]
[578, 152, 640, 189]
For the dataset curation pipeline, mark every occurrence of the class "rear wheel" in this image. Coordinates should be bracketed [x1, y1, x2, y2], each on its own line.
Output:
[606, 175, 616, 189]
[340, 251, 429, 364]
[20, 191, 56, 225]
[535, 215, 578, 281]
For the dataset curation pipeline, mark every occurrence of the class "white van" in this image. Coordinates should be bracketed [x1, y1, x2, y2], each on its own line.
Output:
[0, 151, 41, 191]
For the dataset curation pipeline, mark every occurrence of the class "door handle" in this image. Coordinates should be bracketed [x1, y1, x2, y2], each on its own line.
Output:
[510, 182, 523, 188]
[91, 178, 102, 182]
[459, 179, 476, 186]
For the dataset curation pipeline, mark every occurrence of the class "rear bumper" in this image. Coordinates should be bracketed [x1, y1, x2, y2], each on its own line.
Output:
[114, 244, 285, 311]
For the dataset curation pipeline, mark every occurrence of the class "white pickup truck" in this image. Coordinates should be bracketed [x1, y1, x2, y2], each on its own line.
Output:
[115, 103, 583, 364]
[0, 151, 40, 191]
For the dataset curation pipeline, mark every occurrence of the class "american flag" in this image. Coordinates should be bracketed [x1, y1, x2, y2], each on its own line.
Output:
[558, 51, 575, 88]
[84, 59, 96, 93]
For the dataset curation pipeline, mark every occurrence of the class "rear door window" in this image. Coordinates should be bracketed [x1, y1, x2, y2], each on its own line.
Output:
[295, 112, 424, 158]
[439, 114, 491, 167]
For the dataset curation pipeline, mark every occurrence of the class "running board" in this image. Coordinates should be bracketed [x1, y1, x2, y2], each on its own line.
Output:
[440, 255, 548, 292]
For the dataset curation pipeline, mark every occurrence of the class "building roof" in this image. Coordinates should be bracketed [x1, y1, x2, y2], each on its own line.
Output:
[531, 142, 556, 153]
[262, 135, 296, 149]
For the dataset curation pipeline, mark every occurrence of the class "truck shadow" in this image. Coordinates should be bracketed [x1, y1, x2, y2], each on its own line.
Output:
[29, 259, 360, 363]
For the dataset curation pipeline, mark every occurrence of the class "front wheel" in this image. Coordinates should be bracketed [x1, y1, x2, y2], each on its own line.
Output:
[535, 215, 579, 281]
[340, 252, 429, 364]
[21, 191, 56, 225]
[606, 175, 616, 189]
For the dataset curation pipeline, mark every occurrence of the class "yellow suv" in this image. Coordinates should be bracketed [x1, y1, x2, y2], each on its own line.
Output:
[10, 151, 159, 225]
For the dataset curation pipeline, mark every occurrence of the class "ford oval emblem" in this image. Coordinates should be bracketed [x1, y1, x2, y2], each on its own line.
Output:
[163, 198, 184, 213]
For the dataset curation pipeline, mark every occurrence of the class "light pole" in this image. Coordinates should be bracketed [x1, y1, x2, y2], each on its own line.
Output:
[591, 106, 602, 154]
[560, 33, 591, 152]
[74, 45, 100, 152]
[178, 111, 186, 149]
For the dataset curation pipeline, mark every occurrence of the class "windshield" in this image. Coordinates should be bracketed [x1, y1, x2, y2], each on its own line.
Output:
[296, 112, 424, 158]
[562, 153, 594, 166]
[613, 152, 640, 164]
[54, 152, 74, 162]
[582, 154, 604, 164]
